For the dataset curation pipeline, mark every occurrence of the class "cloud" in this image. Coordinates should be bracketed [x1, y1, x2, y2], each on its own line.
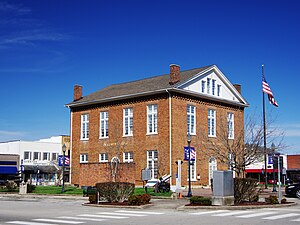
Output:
[278, 123, 300, 137]
[0, 2, 31, 16]
[0, 130, 27, 142]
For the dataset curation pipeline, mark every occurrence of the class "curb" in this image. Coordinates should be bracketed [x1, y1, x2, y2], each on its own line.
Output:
[177, 202, 297, 211]
[82, 202, 152, 209]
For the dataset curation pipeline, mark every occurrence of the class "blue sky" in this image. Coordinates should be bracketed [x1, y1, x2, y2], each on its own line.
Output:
[0, 0, 299, 154]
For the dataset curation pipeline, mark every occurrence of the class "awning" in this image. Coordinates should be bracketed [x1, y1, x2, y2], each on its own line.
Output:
[0, 166, 17, 174]
[24, 165, 59, 173]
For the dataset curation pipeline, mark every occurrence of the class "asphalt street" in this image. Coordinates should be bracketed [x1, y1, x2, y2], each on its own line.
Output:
[0, 195, 299, 225]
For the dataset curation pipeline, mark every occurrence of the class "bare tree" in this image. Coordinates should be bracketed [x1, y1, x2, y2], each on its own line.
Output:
[202, 112, 285, 177]
[103, 120, 129, 182]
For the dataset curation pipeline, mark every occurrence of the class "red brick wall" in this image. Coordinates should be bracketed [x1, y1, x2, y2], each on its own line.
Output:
[287, 155, 300, 169]
[70, 93, 244, 187]
[76, 163, 136, 187]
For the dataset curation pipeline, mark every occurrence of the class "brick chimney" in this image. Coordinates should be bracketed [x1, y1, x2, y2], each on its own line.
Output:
[74, 85, 82, 101]
[169, 64, 180, 85]
[233, 84, 241, 94]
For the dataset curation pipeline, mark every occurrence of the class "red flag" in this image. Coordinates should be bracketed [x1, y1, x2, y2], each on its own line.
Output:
[262, 76, 278, 107]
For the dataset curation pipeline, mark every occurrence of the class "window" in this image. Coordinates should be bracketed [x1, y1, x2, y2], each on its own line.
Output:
[209, 157, 217, 185]
[208, 109, 216, 137]
[187, 105, 196, 135]
[100, 111, 109, 138]
[147, 150, 158, 179]
[24, 151, 31, 160]
[201, 80, 206, 93]
[227, 112, 234, 139]
[217, 84, 221, 96]
[212, 79, 216, 95]
[81, 114, 89, 140]
[207, 78, 211, 94]
[188, 159, 196, 181]
[43, 152, 50, 161]
[123, 152, 133, 163]
[80, 154, 88, 163]
[123, 108, 133, 136]
[147, 104, 158, 134]
[33, 152, 40, 160]
[99, 153, 108, 162]
[52, 153, 58, 161]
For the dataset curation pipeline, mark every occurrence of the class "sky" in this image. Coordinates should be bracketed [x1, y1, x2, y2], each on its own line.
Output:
[0, 0, 300, 154]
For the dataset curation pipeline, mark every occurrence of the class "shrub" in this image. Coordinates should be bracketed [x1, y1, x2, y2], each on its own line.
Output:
[128, 195, 142, 205]
[281, 198, 287, 204]
[128, 194, 151, 205]
[96, 182, 134, 202]
[5, 181, 17, 191]
[234, 178, 258, 204]
[27, 184, 36, 193]
[190, 196, 212, 205]
[265, 195, 279, 204]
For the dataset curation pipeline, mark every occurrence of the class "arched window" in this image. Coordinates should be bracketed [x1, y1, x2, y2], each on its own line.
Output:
[209, 157, 217, 186]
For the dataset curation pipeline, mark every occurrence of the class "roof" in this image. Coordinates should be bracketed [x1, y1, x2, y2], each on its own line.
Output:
[66, 64, 248, 108]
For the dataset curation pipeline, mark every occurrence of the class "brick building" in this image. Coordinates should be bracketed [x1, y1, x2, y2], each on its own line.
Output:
[66, 64, 248, 188]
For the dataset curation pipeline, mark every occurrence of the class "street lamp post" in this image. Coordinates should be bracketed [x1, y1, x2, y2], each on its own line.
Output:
[61, 144, 66, 193]
[272, 154, 277, 192]
[187, 132, 192, 197]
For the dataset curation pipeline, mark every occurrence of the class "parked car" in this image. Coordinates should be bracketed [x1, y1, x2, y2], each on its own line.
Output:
[285, 183, 300, 198]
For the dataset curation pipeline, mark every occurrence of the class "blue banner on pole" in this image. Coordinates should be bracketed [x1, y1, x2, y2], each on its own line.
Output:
[58, 155, 70, 166]
[184, 147, 195, 161]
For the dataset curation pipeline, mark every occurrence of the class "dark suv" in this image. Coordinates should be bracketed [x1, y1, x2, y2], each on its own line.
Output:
[285, 183, 300, 198]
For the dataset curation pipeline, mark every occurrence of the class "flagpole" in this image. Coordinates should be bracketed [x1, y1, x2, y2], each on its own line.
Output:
[262, 64, 268, 189]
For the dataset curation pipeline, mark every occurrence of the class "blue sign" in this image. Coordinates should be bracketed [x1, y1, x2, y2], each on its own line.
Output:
[184, 147, 195, 161]
[58, 155, 70, 166]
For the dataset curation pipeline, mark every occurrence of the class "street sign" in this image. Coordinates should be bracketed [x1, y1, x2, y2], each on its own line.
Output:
[184, 147, 195, 161]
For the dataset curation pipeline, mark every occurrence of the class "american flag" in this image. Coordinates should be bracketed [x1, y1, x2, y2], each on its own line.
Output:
[262, 75, 278, 107]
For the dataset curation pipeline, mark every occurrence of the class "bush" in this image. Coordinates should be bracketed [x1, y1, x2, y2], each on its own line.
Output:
[96, 182, 134, 202]
[27, 184, 36, 193]
[234, 178, 258, 204]
[265, 195, 279, 204]
[5, 181, 17, 191]
[190, 196, 212, 205]
[128, 194, 151, 205]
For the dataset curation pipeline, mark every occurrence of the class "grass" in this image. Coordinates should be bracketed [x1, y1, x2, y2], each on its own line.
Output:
[134, 187, 172, 197]
[0, 185, 172, 197]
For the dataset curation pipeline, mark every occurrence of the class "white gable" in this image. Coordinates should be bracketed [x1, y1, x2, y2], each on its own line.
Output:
[177, 65, 247, 105]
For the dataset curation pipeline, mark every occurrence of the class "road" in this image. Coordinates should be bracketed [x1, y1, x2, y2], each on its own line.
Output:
[0, 196, 300, 225]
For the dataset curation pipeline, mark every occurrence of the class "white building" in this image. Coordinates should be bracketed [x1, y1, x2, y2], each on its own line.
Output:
[0, 136, 69, 185]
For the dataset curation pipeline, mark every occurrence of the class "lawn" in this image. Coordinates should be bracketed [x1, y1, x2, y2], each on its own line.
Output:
[134, 187, 172, 197]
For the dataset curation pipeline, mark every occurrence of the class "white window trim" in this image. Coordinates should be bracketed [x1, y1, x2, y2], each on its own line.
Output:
[201, 80, 206, 93]
[207, 78, 211, 94]
[123, 108, 133, 137]
[24, 151, 32, 160]
[80, 154, 88, 163]
[217, 84, 222, 97]
[100, 111, 109, 139]
[123, 152, 133, 163]
[33, 152, 40, 161]
[99, 153, 108, 163]
[52, 153, 58, 161]
[187, 105, 196, 135]
[227, 112, 234, 139]
[147, 150, 158, 180]
[208, 109, 216, 137]
[212, 79, 216, 96]
[187, 157, 197, 182]
[147, 104, 158, 135]
[81, 114, 89, 140]
[43, 152, 50, 161]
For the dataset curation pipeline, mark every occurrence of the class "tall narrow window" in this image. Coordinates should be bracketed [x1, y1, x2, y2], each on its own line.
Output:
[147, 104, 158, 134]
[208, 109, 216, 137]
[100, 111, 109, 138]
[187, 105, 196, 135]
[147, 150, 158, 179]
[123, 108, 133, 136]
[33, 152, 40, 160]
[227, 112, 234, 139]
[207, 78, 211, 94]
[201, 80, 206, 93]
[188, 159, 196, 181]
[217, 84, 221, 96]
[81, 114, 89, 140]
[24, 151, 31, 160]
[43, 152, 50, 161]
[212, 79, 216, 95]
